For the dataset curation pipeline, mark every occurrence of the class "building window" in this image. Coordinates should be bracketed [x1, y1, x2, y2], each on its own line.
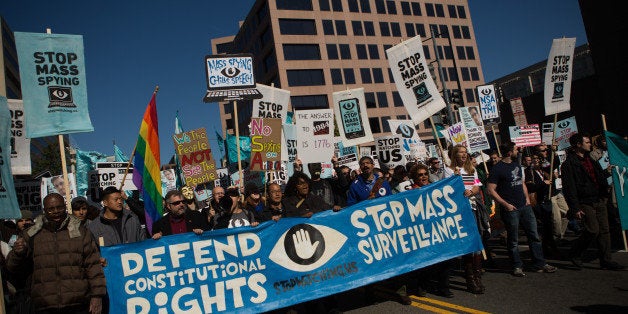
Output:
[322, 20, 334, 35]
[435, 4, 445, 17]
[365, 92, 376, 108]
[470, 67, 479, 81]
[287, 69, 325, 86]
[448, 67, 458, 81]
[335, 20, 347, 35]
[461, 26, 471, 39]
[440, 68, 448, 81]
[465, 89, 475, 103]
[387, 1, 397, 14]
[352, 21, 363, 36]
[411, 2, 422, 15]
[391, 23, 402, 37]
[380, 22, 390, 36]
[416, 24, 426, 37]
[461, 67, 470, 81]
[393, 91, 403, 107]
[439, 25, 449, 37]
[452, 25, 461, 39]
[369, 117, 381, 133]
[405, 23, 416, 37]
[466, 46, 475, 60]
[331, 0, 343, 11]
[360, 68, 372, 84]
[276, 0, 313, 10]
[377, 92, 388, 108]
[375, 0, 386, 14]
[423, 45, 430, 59]
[458, 6, 467, 19]
[368, 44, 380, 59]
[364, 21, 376, 36]
[327, 44, 339, 59]
[381, 116, 391, 132]
[425, 3, 435, 17]
[456, 46, 466, 60]
[388, 68, 394, 82]
[356, 44, 368, 59]
[319, 0, 330, 11]
[283, 44, 321, 60]
[279, 19, 317, 35]
[291, 95, 329, 109]
[360, 0, 371, 13]
[348, 0, 359, 12]
[401, 2, 411, 15]
[436, 46, 443, 59]
[344, 68, 356, 84]
[373, 68, 384, 83]
[331, 68, 343, 84]
[448, 5, 457, 18]
[444, 46, 453, 60]
[339, 44, 351, 59]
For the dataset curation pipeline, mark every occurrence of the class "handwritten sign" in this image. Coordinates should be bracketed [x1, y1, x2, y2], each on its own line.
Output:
[295, 109, 334, 164]
[249, 118, 282, 171]
[173, 128, 217, 186]
[446, 122, 467, 147]
[459, 106, 490, 153]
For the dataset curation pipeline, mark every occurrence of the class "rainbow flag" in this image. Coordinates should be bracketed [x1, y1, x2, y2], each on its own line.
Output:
[133, 92, 163, 233]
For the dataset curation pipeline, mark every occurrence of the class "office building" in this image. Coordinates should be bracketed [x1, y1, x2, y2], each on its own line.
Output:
[0, 16, 21, 99]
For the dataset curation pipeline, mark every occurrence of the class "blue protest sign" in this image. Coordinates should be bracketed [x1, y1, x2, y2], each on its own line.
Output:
[14, 32, 94, 138]
[0, 96, 21, 219]
[101, 176, 482, 313]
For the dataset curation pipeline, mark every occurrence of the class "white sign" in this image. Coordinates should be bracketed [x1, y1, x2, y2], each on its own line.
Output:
[387, 119, 424, 161]
[508, 124, 542, 147]
[295, 109, 334, 164]
[544, 37, 576, 116]
[337, 153, 359, 170]
[90, 162, 137, 195]
[252, 84, 290, 122]
[476, 84, 500, 125]
[554, 116, 578, 150]
[459, 106, 490, 153]
[510, 97, 528, 126]
[446, 122, 467, 147]
[283, 124, 297, 164]
[375, 135, 407, 169]
[542, 122, 555, 145]
[7, 99, 31, 175]
[332, 88, 374, 147]
[41, 174, 77, 204]
[386, 36, 446, 126]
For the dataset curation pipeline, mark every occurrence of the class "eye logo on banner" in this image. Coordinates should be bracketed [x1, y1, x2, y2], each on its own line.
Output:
[270, 224, 347, 272]
[413, 82, 431, 104]
[552, 82, 564, 99]
[339, 99, 365, 139]
[48, 86, 75, 108]
[396, 124, 414, 138]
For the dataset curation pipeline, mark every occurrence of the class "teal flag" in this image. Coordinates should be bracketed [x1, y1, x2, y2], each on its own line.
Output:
[605, 130, 628, 230]
[174, 113, 185, 188]
[114, 144, 128, 162]
[226, 134, 251, 164]
[14, 32, 94, 138]
[0, 96, 21, 219]
[75, 149, 108, 196]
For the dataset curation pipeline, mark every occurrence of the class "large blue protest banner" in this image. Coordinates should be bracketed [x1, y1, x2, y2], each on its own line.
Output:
[14, 32, 94, 138]
[101, 176, 483, 313]
[605, 131, 628, 230]
[0, 96, 21, 219]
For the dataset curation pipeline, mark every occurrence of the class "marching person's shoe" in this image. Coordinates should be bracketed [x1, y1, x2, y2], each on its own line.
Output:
[600, 261, 625, 270]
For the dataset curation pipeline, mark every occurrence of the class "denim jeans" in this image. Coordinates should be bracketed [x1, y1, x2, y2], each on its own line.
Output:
[501, 204, 546, 269]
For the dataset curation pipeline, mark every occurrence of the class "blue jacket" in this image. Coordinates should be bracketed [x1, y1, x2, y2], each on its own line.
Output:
[346, 173, 392, 206]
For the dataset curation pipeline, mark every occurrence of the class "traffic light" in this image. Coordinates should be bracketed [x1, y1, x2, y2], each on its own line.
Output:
[449, 89, 462, 108]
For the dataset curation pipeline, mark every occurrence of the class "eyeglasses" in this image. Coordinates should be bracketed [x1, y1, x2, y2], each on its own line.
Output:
[417, 172, 429, 176]
[168, 200, 185, 206]
[44, 205, 66, 213]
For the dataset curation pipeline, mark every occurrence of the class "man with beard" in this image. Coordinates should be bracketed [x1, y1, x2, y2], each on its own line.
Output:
[346, 156, 392, 206]
[87, 186, 146, 246]
[152, 190, 205, 239]
[6, 193, 105, 313]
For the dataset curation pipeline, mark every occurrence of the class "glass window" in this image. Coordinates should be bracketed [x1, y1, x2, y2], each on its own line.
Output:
[356, 44, 368, 59]
[291, 95, 329, 109]
[276, 0, 313, 10]
[361, 68, 372, 84]
[465, 89, 475, 103]
[416, 23, 426, 37]
[279, 19, 317, 35]
[405, 23, 416, 37]
[343, 68, 356, 84]
[352, 21, 364, 36]
[369, 117, 381, 133]
[373, 68, 384, 83]
[393, 91, 403, 107]
[436, 46, 444, 59]
[331, 0, 343, 11]
[448, 67, 458, 81]
[444, 46, 453, 60]
[331, 68, 343, 84]
[440, 68, 448, 81]
[397, 115, 407, 120]
[411, 2, 422, 15]
[439, 24, 449, 37]
[384, 45, 392, 59]
[368, 44, 380, 59]
[348, 0, 359, 12]
[327, 44, 339, 59]
[287, 69, 325, 86]
[319, 0, 330, 11]
[377, 92, 388, 107]
[339, 44, 351, 59]
[391, 23, 402, 37]
[360, 0, 371, 13]
[386, 1, 397, 14]
[364, 21, 375, 36]
[381, 116, 391, 132]
[375, 0, 386, 14]
[388, 68, 394, 82]
[335, 20, 347, 35]
[379, 22, 390, 36]
[456, 46, 466, 60]
[423, 45, 431, 59]
[470, 67, 479, 81]
[466, 46, 475, 60]
[425, 3, 435, 16]
[448, 5, 457, 18]
[461, 67, 470, 81]
[283, 44, 321, 60]
[322, 20, 334, 35]
[458, 6, 467, 19]
[435, 4, 445, 17]
[401, 2, 411, 15]
[365, 92, 376, 108]
[429, 24, 438, 37]
[461, 26, 471, 39]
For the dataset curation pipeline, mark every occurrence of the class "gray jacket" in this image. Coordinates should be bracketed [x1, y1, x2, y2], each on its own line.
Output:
[87, 209, 146, 246]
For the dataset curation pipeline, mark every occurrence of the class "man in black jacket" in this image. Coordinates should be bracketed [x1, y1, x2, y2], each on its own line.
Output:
[561, 133, 624, 270]
[152, 190, 205, 239]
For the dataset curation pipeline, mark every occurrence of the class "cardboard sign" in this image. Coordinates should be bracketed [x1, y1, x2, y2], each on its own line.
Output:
[252, 84, 290, 122]
[173, 128, 218, 187]
[7, 99, 31, 175]
[509, 124, 542, 147]
[510, 97, 528, 126]
[459, 106, 490, 153]
[332, 88, 374, 147]
[249, 118, 282, 171]
[476, 84, 500, 125]
[375, 135, 407, 169]
[295, 109, 334, 164]
[446, 122, 467, 147]
[544, 38, 576, 116]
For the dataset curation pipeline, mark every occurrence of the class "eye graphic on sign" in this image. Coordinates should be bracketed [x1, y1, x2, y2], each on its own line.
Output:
[557, 120, 571, 128]
[395, 124, 414, 139]
[52, 89, 70, 100]
[554, 84, 563, 93]
[342, 101, 355, 111]
[480, 88, 491, 96]
[269, 224, 347, 272]
[221, 67, 241, 78]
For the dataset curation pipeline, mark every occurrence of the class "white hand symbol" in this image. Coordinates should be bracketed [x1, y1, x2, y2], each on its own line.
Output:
[292, 229, 320, 259]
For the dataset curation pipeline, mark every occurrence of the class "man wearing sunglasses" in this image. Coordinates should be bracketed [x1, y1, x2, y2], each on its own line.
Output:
[152, 190, 206, 239]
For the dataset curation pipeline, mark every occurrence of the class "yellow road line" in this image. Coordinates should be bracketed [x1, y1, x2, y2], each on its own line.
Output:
[410, 295, 491, 314]
[410, 301, 457, 314]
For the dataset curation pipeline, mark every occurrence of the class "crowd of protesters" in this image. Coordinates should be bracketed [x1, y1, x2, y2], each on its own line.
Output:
[0, 132, 625, 313]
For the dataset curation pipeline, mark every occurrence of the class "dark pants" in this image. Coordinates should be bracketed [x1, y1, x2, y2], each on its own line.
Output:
[570, 200, 612, 264]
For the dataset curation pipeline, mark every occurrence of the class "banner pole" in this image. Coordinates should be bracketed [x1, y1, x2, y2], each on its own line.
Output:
[234, 100, 243, 192]
[547, 113, 558, 198]
[492, 124, 501, 157]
